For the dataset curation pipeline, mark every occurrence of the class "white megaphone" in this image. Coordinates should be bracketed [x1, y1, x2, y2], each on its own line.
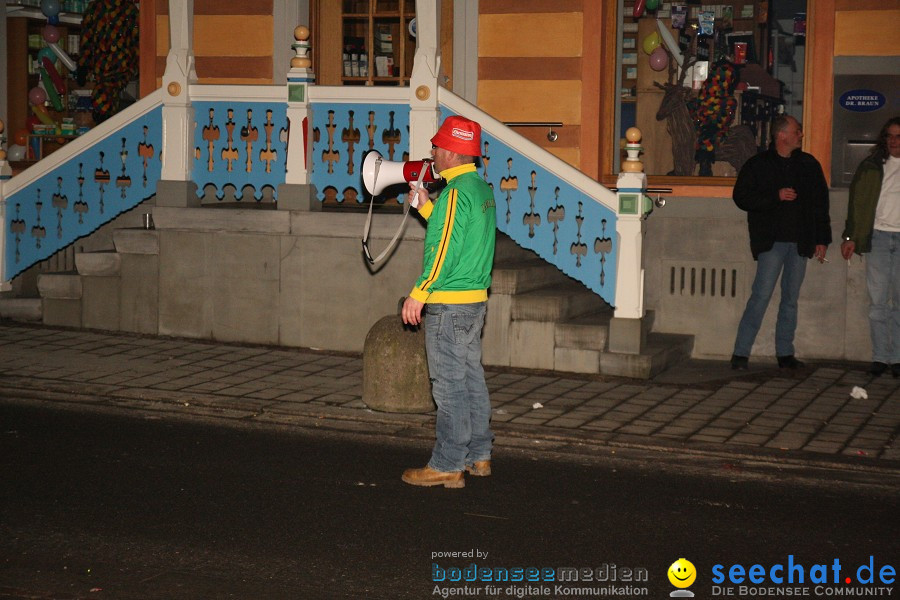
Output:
[361, 150, 439, 196]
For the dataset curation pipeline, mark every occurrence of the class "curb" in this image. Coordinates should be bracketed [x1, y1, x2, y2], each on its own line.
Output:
[3, 382, 898, 492]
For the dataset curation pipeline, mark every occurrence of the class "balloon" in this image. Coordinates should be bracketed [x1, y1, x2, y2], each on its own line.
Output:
[647, 0, 660, 9]
[38, 67, 64, 111]
[48, 42, 77, 71]
[642, 32, 661, 55]
[8, 144, 26, 162]
[14, 128, 29, 145]
[42, 24, 60, 44]
[656, 19, 684, 66]
[26, 115, 40, 132]
[42, 57, 65, 94]
[48, 15, 60, 26]
[31, 104, 56, 127]
[649, 47, 669, 71]
[29, 86, 48, 105]
[40, 0, 60, 17]
[36, 47, 57, 66]
[633, 0, 645, 18]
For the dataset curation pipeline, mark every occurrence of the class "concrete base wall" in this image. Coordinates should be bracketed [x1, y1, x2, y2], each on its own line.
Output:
[151, 207, 426, 353]
[643, 190, 867, 361]
[39, 189, 870, 364]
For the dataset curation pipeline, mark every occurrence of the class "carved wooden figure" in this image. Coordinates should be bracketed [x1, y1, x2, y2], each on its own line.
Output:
[222, 110, 239, 172]
[321, 111, 340, 174]
[341, 111, 361, 176]
[202, 108, 220, 172]
[260, 109, 277, 174]
[240, 109, 259, 173]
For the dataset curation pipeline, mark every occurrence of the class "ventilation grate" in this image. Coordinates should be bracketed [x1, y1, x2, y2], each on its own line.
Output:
[668, 265, 738, 298]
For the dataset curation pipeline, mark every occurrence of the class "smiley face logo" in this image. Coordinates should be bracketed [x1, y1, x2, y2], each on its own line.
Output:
[668, 558, 697, 588]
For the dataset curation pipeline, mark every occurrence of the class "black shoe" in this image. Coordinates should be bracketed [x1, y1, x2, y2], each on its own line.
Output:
[892, 364, 900, 378]
[730, 354, 749, 370]
[869, 362, 889, 376]
[777, 355, 805, 369]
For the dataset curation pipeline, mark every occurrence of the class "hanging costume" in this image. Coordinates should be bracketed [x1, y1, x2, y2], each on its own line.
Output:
[77, 0, 139, 123]
[689, 61, 738, 176]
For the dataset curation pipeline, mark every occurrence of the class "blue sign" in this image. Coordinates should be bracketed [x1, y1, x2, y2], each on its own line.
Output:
[839, 89, 886, 112]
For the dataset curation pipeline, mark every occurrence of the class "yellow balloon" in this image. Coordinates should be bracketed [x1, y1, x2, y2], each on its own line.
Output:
[642, 31, 661, 55]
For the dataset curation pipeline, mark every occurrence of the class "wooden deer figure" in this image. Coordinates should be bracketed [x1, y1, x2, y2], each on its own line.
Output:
[654, 57, 698, 176]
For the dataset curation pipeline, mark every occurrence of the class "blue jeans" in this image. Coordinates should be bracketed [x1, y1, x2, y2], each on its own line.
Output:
[424, 302, 493, 473]
[734, 242, 808, 357]
[867, 229, 900, 364]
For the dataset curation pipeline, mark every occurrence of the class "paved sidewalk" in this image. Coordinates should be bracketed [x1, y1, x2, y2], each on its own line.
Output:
[0, 321, 897, 469]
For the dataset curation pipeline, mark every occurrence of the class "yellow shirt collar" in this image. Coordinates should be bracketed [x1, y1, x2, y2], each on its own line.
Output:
[439, 163, 477, 181]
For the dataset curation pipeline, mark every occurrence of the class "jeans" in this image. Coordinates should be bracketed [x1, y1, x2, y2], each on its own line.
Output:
[424, 302, 493, 473]
[867, 229, 900, 364]
[734, 242, 808, 358]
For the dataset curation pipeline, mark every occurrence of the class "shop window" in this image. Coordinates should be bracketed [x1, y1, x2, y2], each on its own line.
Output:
[615, 0, 807, 179]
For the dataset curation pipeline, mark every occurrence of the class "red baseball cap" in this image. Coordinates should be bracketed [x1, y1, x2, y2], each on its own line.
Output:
[431, 115, 482, 157]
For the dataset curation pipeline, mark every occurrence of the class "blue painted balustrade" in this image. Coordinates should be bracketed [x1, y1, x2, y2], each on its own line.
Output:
[3, 94, 163, 281]
[191, 101, 289, 202]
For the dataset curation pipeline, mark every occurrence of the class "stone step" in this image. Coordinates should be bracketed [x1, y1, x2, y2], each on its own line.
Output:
[493, 234, 528, 263]
[600, 333, 694, 379]
[75, 250, 121, 277]
[113, 228, 159, 255]
[511, 282, 607, 321]
[37, 272, 82, 300]
[491, 258, 571, 295]
[0, 297, 42, 322]
[555, 310, 613, 351]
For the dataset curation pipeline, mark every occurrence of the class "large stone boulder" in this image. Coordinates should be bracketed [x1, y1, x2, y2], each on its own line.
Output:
[362, 314, 434, 413]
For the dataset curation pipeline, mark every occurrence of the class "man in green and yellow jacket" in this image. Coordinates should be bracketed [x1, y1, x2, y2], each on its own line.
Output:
[401, 116, 496, 489]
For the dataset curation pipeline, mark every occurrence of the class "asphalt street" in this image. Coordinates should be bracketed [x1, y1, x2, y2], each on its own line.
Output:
[1, 401, 897, 599]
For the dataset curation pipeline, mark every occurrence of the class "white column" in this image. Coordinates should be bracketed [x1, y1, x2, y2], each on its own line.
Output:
[408, 0, 442, 160]
[613, 198, 645, 319]
[285, 26, 314, 186]
[609, 126, 649, 354]
[0, 118, 10, 289]
[160, 0, 197, 181]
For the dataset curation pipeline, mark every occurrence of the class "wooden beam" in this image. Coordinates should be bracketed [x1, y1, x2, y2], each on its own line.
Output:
[139, 0, 158, 97]
[804, 0, 835, 184]
[596, 1, 618, 178]
[581, 0, 602, 179]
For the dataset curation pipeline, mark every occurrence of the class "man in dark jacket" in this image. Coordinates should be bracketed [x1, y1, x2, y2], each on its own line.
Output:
[731, 115, 832, 370]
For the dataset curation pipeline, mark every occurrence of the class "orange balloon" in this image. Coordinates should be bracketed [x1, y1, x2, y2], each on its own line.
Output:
[13, 128, 29, 146]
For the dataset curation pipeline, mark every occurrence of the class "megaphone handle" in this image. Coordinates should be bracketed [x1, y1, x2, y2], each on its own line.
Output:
[409, 161, 428, 209]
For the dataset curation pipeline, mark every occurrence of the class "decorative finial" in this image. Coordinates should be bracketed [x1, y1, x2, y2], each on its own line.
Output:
[622, 127, 644, 173]
[291, 25, 312, 70]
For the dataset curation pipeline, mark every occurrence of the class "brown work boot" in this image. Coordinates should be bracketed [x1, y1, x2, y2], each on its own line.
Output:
[402, 466, 464, 488]
[465, 460, 492, 477]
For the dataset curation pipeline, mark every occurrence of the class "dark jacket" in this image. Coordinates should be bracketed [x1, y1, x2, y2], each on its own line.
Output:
[733, 147, 832, 259]
[842, 155, 883, 255]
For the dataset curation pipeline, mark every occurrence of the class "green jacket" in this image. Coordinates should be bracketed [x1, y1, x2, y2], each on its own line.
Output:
[409, 163, 496, 304]
[842, 156, 884, 255]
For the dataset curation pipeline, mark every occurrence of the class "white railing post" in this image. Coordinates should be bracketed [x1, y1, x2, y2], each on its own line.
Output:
[610, 127, 649, 353]
[279, 24, 318, 210]
[0, 119, 10, 289]
[158, 0, 200, 207]
[408, 0, 441, 159]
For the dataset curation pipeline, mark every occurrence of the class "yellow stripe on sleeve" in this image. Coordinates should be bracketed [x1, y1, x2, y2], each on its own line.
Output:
[420, 189, 457, 292]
